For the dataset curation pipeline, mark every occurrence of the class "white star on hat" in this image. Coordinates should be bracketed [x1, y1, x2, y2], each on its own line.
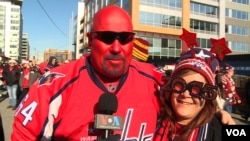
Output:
[195, 50, 210, 59]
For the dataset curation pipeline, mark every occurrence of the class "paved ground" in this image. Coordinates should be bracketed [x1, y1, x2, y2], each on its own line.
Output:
[0, 91, 15, 141]
[0, 91, 249, 141]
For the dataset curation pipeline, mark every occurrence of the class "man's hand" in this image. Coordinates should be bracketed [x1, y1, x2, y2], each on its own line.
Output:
[217, 109, 236, 125]
[96, 134, 121, 141]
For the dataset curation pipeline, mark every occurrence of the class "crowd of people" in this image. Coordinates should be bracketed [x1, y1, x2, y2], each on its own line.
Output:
[0, 56, 67, 110]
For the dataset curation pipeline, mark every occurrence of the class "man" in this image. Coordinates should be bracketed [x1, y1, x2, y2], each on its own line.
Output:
[45, 56, 58, 72]
[12, 6, 162, 141]
[11, 5, 234, 141]
[2, 59, 20, 110]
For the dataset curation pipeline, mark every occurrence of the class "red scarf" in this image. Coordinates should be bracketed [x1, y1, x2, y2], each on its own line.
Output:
[154, 120, 199, 141]
[22, 68, 30, 88]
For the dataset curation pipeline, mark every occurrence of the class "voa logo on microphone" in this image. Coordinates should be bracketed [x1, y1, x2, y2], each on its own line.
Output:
[95, 114, 123, 130]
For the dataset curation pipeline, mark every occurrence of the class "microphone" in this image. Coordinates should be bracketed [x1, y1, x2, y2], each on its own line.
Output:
[98, 92, 118, 115]
[95, 93, 123, 141]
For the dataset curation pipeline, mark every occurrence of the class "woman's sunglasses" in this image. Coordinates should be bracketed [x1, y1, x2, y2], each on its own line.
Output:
[161, 76, 217, 100]
[91, 31, 135, 45]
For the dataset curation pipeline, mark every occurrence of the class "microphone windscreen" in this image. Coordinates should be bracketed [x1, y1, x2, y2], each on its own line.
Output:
[98, 93, 118, 114]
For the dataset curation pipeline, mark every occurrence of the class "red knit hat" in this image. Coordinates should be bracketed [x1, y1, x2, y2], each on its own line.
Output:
[172, 28, 232, 85]
[133, 38, 149, 62]
[172, 48, 219, 85]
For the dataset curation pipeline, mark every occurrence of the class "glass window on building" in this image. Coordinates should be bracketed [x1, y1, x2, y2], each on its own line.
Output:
[162, 0, 169, 6]
[154, 13, 161, 26]
[146, 13, 154, 24]
[162, 15, 169, 25]
[122, 0, 129, 12]
[161, 48, 168, 55]
[162, 38, 168, 48]
[176, 40, 181, 49]
[193, 3, 199, 13]
[225, 8, 229, 17]
[200, 21, 205, 30]
[211, 24, 216, 32]
[140, 11, 181, 28]
[197, 38, 209, 48]
[169, 48, 175, 56]
[232, 0, 250, 4]
[200, 38, 207, 48]
[207, 39, 211, 48]
[176, 17, 181, 26]
[169, 16, 176, 26]
[155, 0, 161, 5]
[225, 24, 228, 33]
[154, 38, 161, 48]
[139, 11, 146, 23]
[146, 37, 153, 47]
[176, 49, 181, 56]
[115, 0, 121, 7]
[168, 39, 175, 48]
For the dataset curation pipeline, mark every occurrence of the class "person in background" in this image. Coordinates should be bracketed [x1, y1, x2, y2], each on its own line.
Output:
[220, 63, 241, 114]
[215, 73, 227, 110]
[132, 37, 149, 62]
[45, 56, 58, 72]
[17, 59, 40, 106]
[11, 6, 234, 141]
[29, 60, 39, 72]
[38, 61, 47, 76]
[0, 62, 4, 98]
[2, 59, 20, 110]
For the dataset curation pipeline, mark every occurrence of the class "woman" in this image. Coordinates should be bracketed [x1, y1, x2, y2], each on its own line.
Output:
[154, 48, 223, 141]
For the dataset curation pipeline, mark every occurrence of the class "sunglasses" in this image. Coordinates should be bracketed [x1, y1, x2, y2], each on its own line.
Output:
[91, 31, 135, 45]
[161, 77, 217, 100]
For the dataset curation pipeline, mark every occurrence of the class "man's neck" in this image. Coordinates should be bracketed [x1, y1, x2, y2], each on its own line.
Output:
[96, 72, 120, 84]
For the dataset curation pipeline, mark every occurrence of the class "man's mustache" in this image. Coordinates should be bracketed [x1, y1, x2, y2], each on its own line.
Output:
[104, 54, 125, 60]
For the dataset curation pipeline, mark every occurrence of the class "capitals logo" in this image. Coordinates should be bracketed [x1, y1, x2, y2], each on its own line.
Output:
[38, 71, 65, 87]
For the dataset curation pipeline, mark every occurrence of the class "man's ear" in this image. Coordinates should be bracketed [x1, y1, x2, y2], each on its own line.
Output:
[87, 32, 92, 47]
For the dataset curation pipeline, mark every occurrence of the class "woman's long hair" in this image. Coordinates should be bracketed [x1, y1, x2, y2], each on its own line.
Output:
[159, 70, 218, 140]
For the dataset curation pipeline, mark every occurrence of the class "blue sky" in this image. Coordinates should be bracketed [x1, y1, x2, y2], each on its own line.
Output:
[22, 0, 81, 59]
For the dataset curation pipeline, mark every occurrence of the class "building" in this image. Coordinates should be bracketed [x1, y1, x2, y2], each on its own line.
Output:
[225, 0, 250, 55]
[72, 1, 85, 59]
[0, 0, 23, 61]
[44, 49, 74, 64]
[20, 33, 29, 60]
[77, 0, 249, 65]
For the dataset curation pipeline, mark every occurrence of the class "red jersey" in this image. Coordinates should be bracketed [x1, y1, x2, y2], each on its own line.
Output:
[11, 56, 164, 141]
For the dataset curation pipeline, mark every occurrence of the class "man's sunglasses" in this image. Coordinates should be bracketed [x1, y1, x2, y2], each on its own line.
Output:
[161, 77, 217, 100]
[91, 31, 135, 45]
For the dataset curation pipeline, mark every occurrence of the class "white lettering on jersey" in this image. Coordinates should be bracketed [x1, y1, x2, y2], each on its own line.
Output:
[121, 109, 153, 141]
